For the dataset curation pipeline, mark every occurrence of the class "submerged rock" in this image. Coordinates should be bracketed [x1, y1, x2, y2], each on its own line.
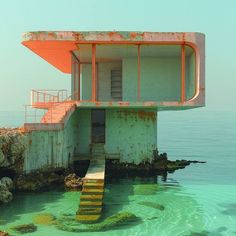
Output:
[11, 223, 37, 234]
[89, 212, 140, 231]
[15, 167, 66, 191]
[33, 213, 56, 225]
[0, 231, 10, 236]
[56, 212, 141, 232]
[64, 173, 83, 190]
[138, 201, 165, 211]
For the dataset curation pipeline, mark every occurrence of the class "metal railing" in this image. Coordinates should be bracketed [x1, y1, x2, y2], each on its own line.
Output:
[25, 90, 80, 124]
[24, 105, 47, 123]
[31, 89, 68, 106]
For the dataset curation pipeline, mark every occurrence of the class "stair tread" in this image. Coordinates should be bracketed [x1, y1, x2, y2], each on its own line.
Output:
[76, 214, 101, 222]
[83, 185, 104, 189]
[80, 195, 103, 200]
[80, 201, 103, 206]
[78, 208, 102, 215]
[83, 183, 104, 187]
[82, 188, 104, 193]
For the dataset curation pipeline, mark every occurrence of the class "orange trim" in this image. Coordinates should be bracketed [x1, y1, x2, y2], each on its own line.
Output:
[92, 44, 96, 101]
[181, 45, 186, 103]
[73, 58, 76, 100]
[78, 62, 80, 100]
[22, 40, 200, 103]
[138, 44, 141, 100]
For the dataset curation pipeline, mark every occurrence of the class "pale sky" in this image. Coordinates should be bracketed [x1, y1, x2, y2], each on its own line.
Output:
[0, 0, 236, 111]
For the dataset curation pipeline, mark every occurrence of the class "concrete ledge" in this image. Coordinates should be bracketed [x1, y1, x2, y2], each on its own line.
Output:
[24, 123, 64, 132]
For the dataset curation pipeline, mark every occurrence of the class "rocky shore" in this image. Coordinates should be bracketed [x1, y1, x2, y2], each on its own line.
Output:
[106, 150, 206, 178]
[0, 128, 26, 203]
[0, 127, 206, 204]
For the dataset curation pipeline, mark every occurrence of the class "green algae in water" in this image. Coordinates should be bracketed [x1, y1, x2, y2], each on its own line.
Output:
[138, 201, 165, 211]
[0, 219, 7, 225]
[32, 213, 56, 225]
[11, 223, 37, 234]
[56, 212, 141, 232]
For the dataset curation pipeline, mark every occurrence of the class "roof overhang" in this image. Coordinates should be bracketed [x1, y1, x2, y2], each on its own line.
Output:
[22, 31, 205, 74]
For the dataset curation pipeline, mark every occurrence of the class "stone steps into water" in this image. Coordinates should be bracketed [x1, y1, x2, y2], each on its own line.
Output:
[76, 150, 105, 223]
[77, 207, 102, 215]
[80, 194, 103, 200]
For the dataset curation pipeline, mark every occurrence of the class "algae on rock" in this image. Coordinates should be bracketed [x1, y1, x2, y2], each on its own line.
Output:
[33, 213, 56, 225]
[56, 212, 141, 232]
[11, 223, 37, 234]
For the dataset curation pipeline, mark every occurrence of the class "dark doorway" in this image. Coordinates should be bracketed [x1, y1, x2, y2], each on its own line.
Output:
[91, 109, 105, 143]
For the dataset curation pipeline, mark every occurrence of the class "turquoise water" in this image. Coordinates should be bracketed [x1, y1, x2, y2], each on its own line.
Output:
[0, 109, 236, 235]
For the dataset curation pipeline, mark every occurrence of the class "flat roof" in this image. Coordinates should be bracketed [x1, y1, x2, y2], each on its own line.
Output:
[22, 31, 204, 73]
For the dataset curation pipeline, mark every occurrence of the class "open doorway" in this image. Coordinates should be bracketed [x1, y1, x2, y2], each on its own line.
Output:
[91, 109, 105, 143]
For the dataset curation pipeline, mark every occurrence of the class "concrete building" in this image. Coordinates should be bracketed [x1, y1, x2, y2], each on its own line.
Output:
[22, 31, 205, 173]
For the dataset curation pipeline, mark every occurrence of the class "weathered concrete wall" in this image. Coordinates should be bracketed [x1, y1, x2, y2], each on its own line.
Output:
[23, 111, 80, 173]
[75, 108, 157, 164]
[105, 109, 157, 164]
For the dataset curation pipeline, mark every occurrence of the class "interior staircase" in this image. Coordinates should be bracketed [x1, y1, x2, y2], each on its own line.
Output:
[76, 144, 105, 223]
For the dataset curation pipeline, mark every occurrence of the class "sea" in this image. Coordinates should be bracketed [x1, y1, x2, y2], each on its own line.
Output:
[0, 108, 236, 236]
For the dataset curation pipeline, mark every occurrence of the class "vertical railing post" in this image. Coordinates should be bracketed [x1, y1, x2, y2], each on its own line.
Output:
[34, 108, 36, 123]
[181, 44, 186, 103]
[31, 91, 33, 105]
[78, 63, 80, 100]
[92, 44, 96, 101]
[73, 57, 76, 100]
[25, 105, 27, 123]
[137, 44, 141, 101]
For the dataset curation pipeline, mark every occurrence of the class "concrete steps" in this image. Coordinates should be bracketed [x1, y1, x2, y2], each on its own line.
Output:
[41, 101, 75, 123]
[76, 154, 105, 223]
[90, 144, 105, 157]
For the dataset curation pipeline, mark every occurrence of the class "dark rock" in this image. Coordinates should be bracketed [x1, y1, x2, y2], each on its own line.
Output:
[0, 177, 13, 191]
[11, 223, 37, 234]
[0, 128, 26, 174]
[64, 173, 83, 190]
[106, 149, 206, 178]
[0, 182, 13, 203]
[15, 167, 66, 191]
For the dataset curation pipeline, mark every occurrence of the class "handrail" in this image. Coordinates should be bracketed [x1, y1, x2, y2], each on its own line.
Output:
[31, 89, 68, 105]
[25, 90, 79, 124]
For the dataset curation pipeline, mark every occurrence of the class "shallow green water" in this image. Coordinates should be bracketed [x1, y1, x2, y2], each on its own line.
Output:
[1, 178, 236, 235]
[0, 109, 236, 235]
